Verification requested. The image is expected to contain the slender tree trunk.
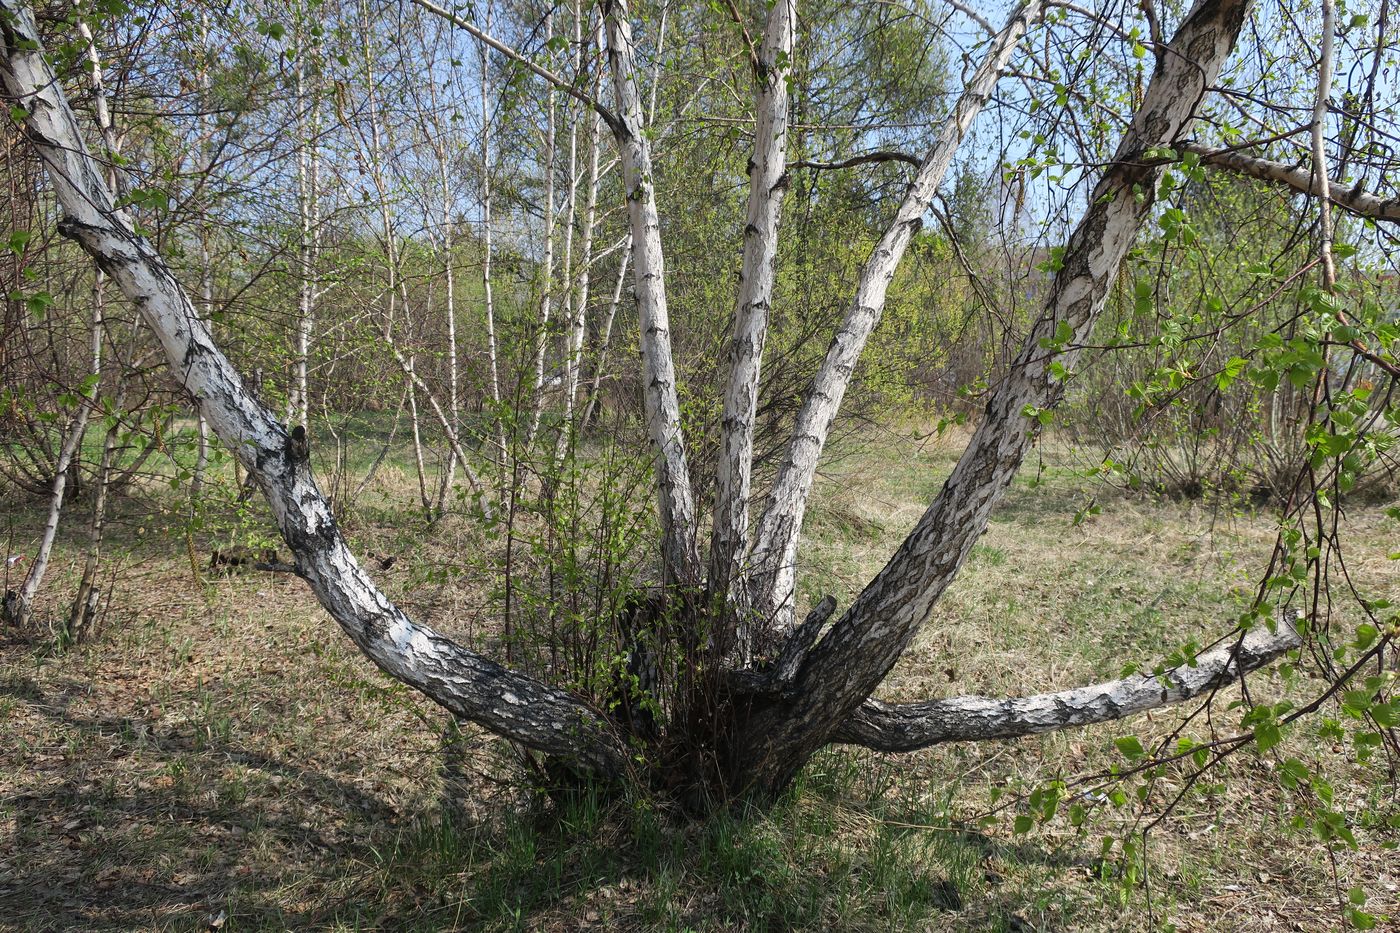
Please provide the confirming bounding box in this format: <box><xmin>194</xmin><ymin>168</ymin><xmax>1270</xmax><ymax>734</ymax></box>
<box><xmin>291</xmin><ymin>4</ymin><xmax>321</xmax><ymax>429</ymax></box>
<box><xmin>8</xmin><ymin>287</ymin><xmax>101</xmax><ymax>630</ymax></box>
<box><xmin>603</xmin><ymin>0</ymin><xmax>701</xmax><ymax>587</ymax></box>
<box><xmin>479</xmin><ymin>0</ymin><xmax>507</xmax><ymax>493</ymax></box>
<box><xmin>730</xmin><ymin>0</ymin><xmax>1252</xmax><ymax>796</ymax></box>
<box><xmin>435</xmin><ymin>143</ymin><xmax>459</xmax><ymax>510</ymax></box>
<box><xmin>67</xmin><ymin>386</ymin><xmax>120</xmax><ymax>643</ymax></box>
<box><xmin>62</xmin><ymin>2</ymin><xmax>123</xmax><ymax>642</ymax></box>
<box><xmin>552</xmin><ymin>4</ymin><xmax>603</xmax><ymax>468</ymax></box>
<box><xmin>526</xmin><ymin>10</ymin><xmax>560</xmax><ymax>449</ymax></box>
<box><xmin>1311</xmin><ymin>0</ymin><xmax>1337</xmax><ymax>290</ymax></box>
<box><xmin>746</xmin><ymin>0</ymin><xmax>1047</xmax><ymax>633</ymax></box>
<box><xmin>710</xmin><ymin>0</ymin><xmax>795</xmax><ymax>657</ymax></box>
<box><xmin>407</xmin><ymin>354</ymin><xmax>432</xmax><ymax>512</ymax></box>
<box><xmin>581</xmin><ymin>234</ymin><xmax>630</xmax><ymax>430</ymax></box>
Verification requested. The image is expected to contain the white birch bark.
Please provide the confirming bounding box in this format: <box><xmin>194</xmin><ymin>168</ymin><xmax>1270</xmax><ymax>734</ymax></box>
<box><xmin>0</xmin><ymin>0</ymin><xmax>625</xmax><ymax>773</ymax></box>
<box><xmin>478</xmin><ymin>0</ymin><xmax>508</xmax><ymax>492</ymax></box>
<box><xmin>1310</xmin><ymin>0</ymin><xmax>1337</xmax><ymax>289</ymax></box>
<box><xmin>710</xmin><ymin>0</ymin><xmax>795</xmax><ymax>648</ymax></box>
<box><xmin>190</xmin><ymin>11</ymin><xmax>215</xmax><ymax>509</ymax></box>
<box><xmin>603</xmin><ymin>0</ymin><xmax>701</xmax><ymax>586</ymax></box>
<box><xmin>1180</xmin><ymin>142</ymin><xmax>1400</xmax><ymax>221</ymax></box>
<box><xmin>734</xmin><ymin>0</ymin><xmax>1252</xmax><ymax>788</ymax></box>
<box><xmin>746</xmin><ymin>0</ymin><xmax>1046</xmax><ymax>631</ymax></box>
<box><xmin>291</xmin><ymin>4</ymin><xmax>321</xmax><ymax>429</ymax></box>
<box><xmin>433</xmin><ymin>109</ymin><xmax>459</xmax><ymax>510</ymax></box>
<box><xmin>554</xmin><ymin>10</ymin><xmax>605</xmax><ymax>466</ymax></box>
<box><xmin>525</xmin><ymin>10</ymin><xmax>560</xmax><ymax>450</ymax></box>
<box><xmin>835</xmin><ymin>619</ymin><xmax>1302</xmax><ymax>750</ymax></box>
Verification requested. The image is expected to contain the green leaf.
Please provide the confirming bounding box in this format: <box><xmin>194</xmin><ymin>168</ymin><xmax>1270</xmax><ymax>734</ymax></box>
<box><xmin>1013</xmin><ymin>814</ymin><xmax>1034</xmax><ymax>834</ymax></box>
<box><xmin>1255</xmin><ymin>722</ymin><xmax>1281</xmax><ymax>753</ymax></box>
<box><xmin>1114</xmin><ymin>736</ymin><xmax>1145</xmax><ymax>760</ymax></box>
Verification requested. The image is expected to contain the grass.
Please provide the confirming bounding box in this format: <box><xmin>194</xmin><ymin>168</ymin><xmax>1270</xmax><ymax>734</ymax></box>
<box><xmin>1</xmin><ymin>421</ymin><xmax>1397</xmax><ymax>931</ymax></box>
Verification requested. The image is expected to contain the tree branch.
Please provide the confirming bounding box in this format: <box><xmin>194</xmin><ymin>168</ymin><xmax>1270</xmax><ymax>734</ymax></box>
<box><xmin>746</xmin><ymin>0</ymin><xmax>1047</xmax><ymax>633</ymax></box>
<box><xmin>1180</xmin><ymin>141</ymin><xmax>1400</xmax><ymax>222</ymax></box>
<box><xmin>409</xmin><ymin>0</ymin><xmax>621</xmax><ymax>135</ymax></box>
<box><xmin>0</xmin><ymin>0</ymin><xmax>627</xmax><ymax>776</ymax></box>
<box><xmin>834</xmin><ymin>618</ymin><xmax>1301</xmax><ymax>751</ymax></box>
<box><xmin>790</xmin><ymin>150</ymin><xmax>921</xmax><ymax>171</ymax></box>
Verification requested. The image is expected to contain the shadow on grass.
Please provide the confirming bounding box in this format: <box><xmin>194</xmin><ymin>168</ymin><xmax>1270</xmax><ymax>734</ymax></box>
<box><xmin>2</xmin><ymin>672</ymin><xmax>1097</xmax><ymax>932</ymax></box>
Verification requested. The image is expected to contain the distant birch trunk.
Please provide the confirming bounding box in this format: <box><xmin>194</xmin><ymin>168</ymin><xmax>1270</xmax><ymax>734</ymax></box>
<box><xmin>525</xmin><ymin>10</ymin><xmax>560</xmax><ymax>450</ymax></box>
<box><xmin>291</xmin><ymin>4</ymin><xmax>321</xmax><ymax>429</ymax></box>
<box><xmin>479</xmin><ymin>0</ymin><xmax>507</xmax><ymax>493</ymax></box>
<box><xmin>553</xmin><ymin>5</ymin><xmax>604</xmax><ymax>466</ymax></box>
<box><xmin>580</xmin><ymin>233</ymin><xmax>629</xmax><ymax>429</ymax></box>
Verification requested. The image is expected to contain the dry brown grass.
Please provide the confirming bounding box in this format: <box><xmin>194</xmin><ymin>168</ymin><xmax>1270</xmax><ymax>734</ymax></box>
<box><xmin>1</xmin><ymin>427</ymin><xmax>1396</xmax><ymax>931</ymax></box>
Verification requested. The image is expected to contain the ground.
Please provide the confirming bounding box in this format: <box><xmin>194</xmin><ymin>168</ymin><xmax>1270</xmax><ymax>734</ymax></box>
<box><xmin>1</xmin><ymin>424</ymin><xmax>1396</xmax><ymax>931</ymax></box>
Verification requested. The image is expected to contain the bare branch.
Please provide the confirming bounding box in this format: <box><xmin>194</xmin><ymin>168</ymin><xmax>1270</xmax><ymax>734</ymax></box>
<box><xmin>409</xmin><ymin>0</ymin><xmax>621</xmax><ymax>133</ymax></box>
<box><xmin>835</xmin><ymin>619</ymin><xmax>1301</xmax><ymax>751</ymax></box>
<box><xmin>1181</xmin><ymin>142</ymin><xmax>1400</xmax><ymax>222</ymax></box>
<box><xmin>791</xmin><ymin>150</ymin><xmax>921</xmax><ymax>171</ymax></box>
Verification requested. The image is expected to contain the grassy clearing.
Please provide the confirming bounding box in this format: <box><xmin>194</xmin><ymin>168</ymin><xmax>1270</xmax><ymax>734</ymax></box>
<box><xmin>1</xmin><ymin>424</ymin><xmax>1396</xmax><ymax>931</ymax></box>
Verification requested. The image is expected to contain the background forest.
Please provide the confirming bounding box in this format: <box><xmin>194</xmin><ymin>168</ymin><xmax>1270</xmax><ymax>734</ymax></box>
<box><xmin>2</xmin><ymin>0</ymin><xmax>1399</xmax><ymax>929</ymax></box>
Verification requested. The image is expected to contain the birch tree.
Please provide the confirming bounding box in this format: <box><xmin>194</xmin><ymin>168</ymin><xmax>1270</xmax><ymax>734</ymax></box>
<box><xmin>7</xmin><ymin>0</ymin><xmax>1387</xmax><ymax>807</ymax></box>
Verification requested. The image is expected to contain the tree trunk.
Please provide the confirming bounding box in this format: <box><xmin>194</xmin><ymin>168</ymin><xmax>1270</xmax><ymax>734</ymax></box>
<box><xmin>728</xmin><ymin>0</ymin><xmax>1253</xmax><ymax>797</ymax></box>
<box><xmin>0</xmin><ymin>0</ymin><xmax>627</xmax><ymax>775</ymax></box>
<box><xmin>603</xmin><ymin>0</ymin><xmax>702</xmax><ymax>587</ymax></box>
<box><xmin>710</xmin><ymin>0</ymin><xmax>795</xmax><ymax>654</ymax></box>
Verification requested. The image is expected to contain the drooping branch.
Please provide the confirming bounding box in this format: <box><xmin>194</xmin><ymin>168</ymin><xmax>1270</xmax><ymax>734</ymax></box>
<box><xmin>0</xmin><ymin>0</ymin><xmax>626</xmax><ymax>776</ymax></box>
<box><xmin>745</xmin><ymin>0</ymin><xmax>1047</xmax><ymax>633</ymax></box>
<box><xmin>711</xmin><ymin>0</ymin><xmax>796</xmax><ymax>641</ymax></box>
<box><xmin>1179</xmin><ymin>143</ymin><xmax>1400</xmax><ymax>222</ymax></box>
<box><xmin>834</xmin><ymin>620</ymin><xmax>1301</xmax><ymax>751</ymax></box>
<box><xmin>602</xmin><ymin>0</ymin><xmax>702</xmax><ymax>586</ymax></box>
<box><xmin>733</xmin><ymin>0</ymin><xmax>1252</xmax><ymax>792</ymax></box>
<box><xmin>410</xmin><ymin>0</ymin><xmax>620</xmax><ymax>133</ymax></box>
